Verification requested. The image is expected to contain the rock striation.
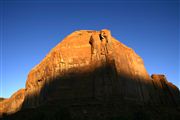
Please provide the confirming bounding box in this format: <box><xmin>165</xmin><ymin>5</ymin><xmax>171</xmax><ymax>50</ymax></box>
<box><xmin>0</xmin><ymin>29</ymin><xmax>180</xmax><ymax>119</ymax></box>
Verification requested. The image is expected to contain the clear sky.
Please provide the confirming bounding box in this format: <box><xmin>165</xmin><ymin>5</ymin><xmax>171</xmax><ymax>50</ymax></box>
<box><xmin>0</xmin><ymin>0</ymin><xmax>179</xmax><ymax>98</ymax></box>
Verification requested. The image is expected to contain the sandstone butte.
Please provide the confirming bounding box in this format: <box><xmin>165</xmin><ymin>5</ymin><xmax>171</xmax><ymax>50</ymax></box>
<box><xmin>0</xmin><ymin>29</ymin><xmax>180</xmax><ymax>119</ymax></box>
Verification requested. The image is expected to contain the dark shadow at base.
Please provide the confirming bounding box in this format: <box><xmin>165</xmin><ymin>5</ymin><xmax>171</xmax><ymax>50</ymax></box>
<box><xmin>1</xmin><ymin>102</ymin><xmax>180</xmax><ymax>120</ymax></box>
<box><xmin>1</xmin><ymin>60</ymin><xmax>180</xmax><ymax>120</ymax></box>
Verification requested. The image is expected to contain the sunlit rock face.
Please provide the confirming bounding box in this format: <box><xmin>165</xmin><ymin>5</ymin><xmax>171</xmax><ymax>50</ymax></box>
<box><xmin>22</xmin><ymin>29</ymin><xmax>180</xmax><ymax>108</ymax></box>
<box><xmin>1</xmin><ymin>30</ymin><xmax>180</xmax><ymax>119</ymax></box>
<box><xmin>0</xmin><ymin>89</ymin><xmax>25</xmax><ymax>116</ymax></box>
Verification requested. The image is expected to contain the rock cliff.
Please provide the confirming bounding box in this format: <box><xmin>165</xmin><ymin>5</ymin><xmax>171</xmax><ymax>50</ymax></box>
<box><xmin>0</xmin><ymin>29</ymin><xmax>180</xmax><ymax>119</ymax></box>
<box><xmin>23</xmin><ymin>29</ymin><xmax>148</xmax><ymax>107</ymax></box>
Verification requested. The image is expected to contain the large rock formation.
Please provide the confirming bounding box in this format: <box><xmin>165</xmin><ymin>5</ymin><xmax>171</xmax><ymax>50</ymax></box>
<box><xmin>23</xmin><ymin>29</ymin><xmax>150</xmax><ymax>106</ymax></box>
<box><xmin>0</xmin><ymin>29</ymin><xmax>180</xmax><ymax>119</ymax></box>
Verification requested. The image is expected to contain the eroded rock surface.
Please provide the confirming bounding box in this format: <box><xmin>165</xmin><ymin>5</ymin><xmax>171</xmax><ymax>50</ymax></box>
<box><xmin>0</xmin><ymin>29</ymin><xmax>180</xmax><ymax>119</ymax></box>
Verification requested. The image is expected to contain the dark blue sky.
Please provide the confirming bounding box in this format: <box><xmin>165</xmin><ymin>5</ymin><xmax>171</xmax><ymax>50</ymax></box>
<box><xmin>0</xmin><ymin>0</ymin><xmax>179</xmax><ymax>98</ymax></box>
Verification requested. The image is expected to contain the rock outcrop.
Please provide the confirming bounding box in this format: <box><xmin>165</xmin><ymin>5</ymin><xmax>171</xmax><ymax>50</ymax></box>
<box><xmin>151</xmin><ymin>74</ymin><xmax>180</xmax><ymax>106</ymax></box>
<box><xmin>0</xmin><ymin>29</ymin><xmax>180</xmax><ymax>119</ymax></box>
<box><xmin>0</xmin><ymin>89</ymin><xmax>25</xmax><ymax>117</ymax></box>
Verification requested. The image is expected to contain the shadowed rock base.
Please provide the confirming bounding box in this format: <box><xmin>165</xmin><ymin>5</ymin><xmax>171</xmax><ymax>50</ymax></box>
<box><xmin>1</xmin><ymin>99</ymin><xmax>180</xmax><ymax>120</ymax></box>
